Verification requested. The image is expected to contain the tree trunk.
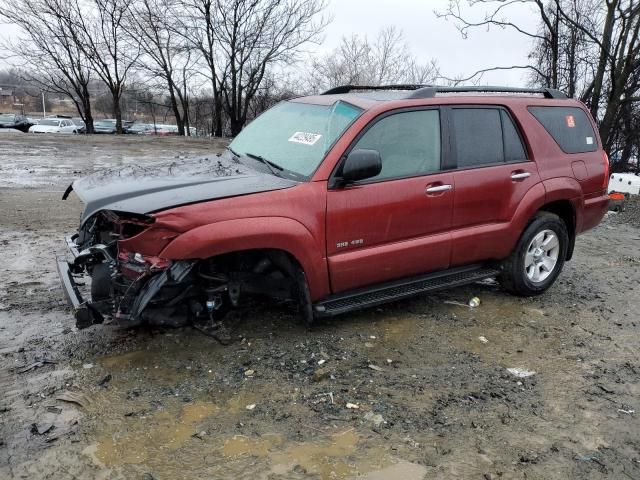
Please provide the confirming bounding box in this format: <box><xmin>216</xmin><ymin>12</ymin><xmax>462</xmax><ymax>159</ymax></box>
<box><xmin>112</xmin><ymin>89</ymin><xmax>123</xmax><ymax>134</ymax></box>
<box><xmin>84</xmin><ymin>96</ymin><xmax>95</xmax><ymax>134</ymax></box>
<box><xmin>169</xmin><ymin>86</ymin><xmax>184</xmax><ymax>136</ymax></box>
<box><xmin>550</xmin><ymin>5</ymin><xmax>559</xmax><ymax>88</ymax></box>
<box><xmin>214</xmin><ymin>95</ymin><xmax>223</xmax><ymax>137</ymax></box>
<box><xmin>590</xmin><ymin>1</ymin><xmax>617</xmax><ymax>119</ymax></box>
<box><xmin>229</xmin><ymin>116</ymin><xmax>243</xmax><ymax>136</ymax></box>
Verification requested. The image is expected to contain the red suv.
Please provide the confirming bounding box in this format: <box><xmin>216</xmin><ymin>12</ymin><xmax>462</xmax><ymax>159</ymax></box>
<box><xmin>57</xmin><ymin>85</ymin><xmax>609</xmax><ymax>333</ymax></box>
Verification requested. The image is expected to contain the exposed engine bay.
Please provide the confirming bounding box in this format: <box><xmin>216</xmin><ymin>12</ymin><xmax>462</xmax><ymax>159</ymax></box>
<box><xmin>59</xmin><ymin>209</ymin><xmax>303</xmax><ymax>335</ymax></box>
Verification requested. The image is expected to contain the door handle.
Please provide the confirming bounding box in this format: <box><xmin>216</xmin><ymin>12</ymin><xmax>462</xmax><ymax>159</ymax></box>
<box><xmin>511</xmin><ymin>172</ymin><xmax>531</xmax><ymax>180</ymax></box>
<box><xmin>425</xmin><ymin>184</ymin><xmax>453</xmax><ymax>193</ymax></box>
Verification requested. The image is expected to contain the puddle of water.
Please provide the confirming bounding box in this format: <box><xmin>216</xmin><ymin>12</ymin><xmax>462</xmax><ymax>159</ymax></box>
<box><xmin>220</xmin><ymin>429</ymin><xmax>423</xmax><ymax>480</ymax></box>
<box><xmin>100</xmin><ymin>350</ymin><xmax>150</xmax><ymax>369</ymax></box>
<box><xmin>99</xmin><ymin>349</ymin><xmax>185</xmax><ymax>384</ymax></box>
<box><xmin>363</xmin><ymin>460</ymin><xmax>427</xmax><ymax>480</ymax></box>
<box><xmin>225</xmin><ymin>390</ymin><xmax>260</xmax><ymax>415</ymax></box>
<box><xmin>269</xmin><ymin>429</ymin><xmax>361</xmax><ymax>479</ymax></box>
<box><xmin>222</xmin><ymin>433</ymin><xmax>285</xmax><ymax>457</ymax></box>
<box><xmin>93</xmin><ymin>401</ymin><xmax>218</xmax><ymax>465</ymax></box>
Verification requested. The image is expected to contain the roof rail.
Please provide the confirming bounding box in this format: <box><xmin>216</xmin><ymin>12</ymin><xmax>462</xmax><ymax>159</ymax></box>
<box><xmin>321</xmin><ymin>84</ymin><xmax>427</xmax><ymax>95</ymax></box>
<box><xmin>322</xmin><ymin>84</ymin><xmax>567</xmax><ymax>99</ymax></box>
<box><xmin>407</xmin><ymin>85</ymin><xmax>567</xmax><ymax>99</ymax></box>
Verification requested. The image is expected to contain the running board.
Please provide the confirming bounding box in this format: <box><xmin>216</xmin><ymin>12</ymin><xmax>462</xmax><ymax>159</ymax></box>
<box><xmin>314</xmin><ymin>265</ymin><xmax>500</xmax><ymax>317</ymax></box>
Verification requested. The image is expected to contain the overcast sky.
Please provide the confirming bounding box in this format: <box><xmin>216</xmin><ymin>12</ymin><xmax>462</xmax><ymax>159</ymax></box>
<box><xmin>0</xmin><ymin>0</ymin><xmax>539</xmax><ymax>86</ymax></box>
<box><xmin>318</xmin><ymin>0</ymin><xmax>538</xmax><ymax>86</ymax></box>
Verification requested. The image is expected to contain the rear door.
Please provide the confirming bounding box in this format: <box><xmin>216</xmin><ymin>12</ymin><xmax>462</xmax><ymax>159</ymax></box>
<box><xmin>448</xmin><ymin>106</ymin><xmax>541</xmax><ymax>266</ymax></box>
<box><xmin>326</xmin><ymin>108</ymin><xmax>454</xmax><ymax>293</ymax></box>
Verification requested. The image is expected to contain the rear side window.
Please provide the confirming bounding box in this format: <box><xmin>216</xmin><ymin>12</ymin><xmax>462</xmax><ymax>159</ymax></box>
<box><xmin>528</xmin><ymin>106</ymin><xmax>597</xmax><ymax>153</ymax></box>
<box><xmin>452</xmin><ymin>108</ymin><xmax>528</xmax><ymax>168</ymax></box>
<box><xmin>453</xmin><ymin>108</ymin><xmax>503</xmax><ymax>167</ymax></box>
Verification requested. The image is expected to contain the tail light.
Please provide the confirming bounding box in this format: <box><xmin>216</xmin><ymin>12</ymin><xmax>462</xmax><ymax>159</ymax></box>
<box><xmin>602</xmin><ymin>151</ymin><xmax>610</xmax><ymax>191</ymax></box>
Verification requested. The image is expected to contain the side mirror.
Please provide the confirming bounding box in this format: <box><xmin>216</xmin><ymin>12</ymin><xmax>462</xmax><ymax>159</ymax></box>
<box><xmin>341</xmin><ymin>149</ymin><xmax>382</xmax><ymax>184</ymax></box>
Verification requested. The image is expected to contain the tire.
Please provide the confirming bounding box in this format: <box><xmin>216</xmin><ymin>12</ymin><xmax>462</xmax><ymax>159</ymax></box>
<box><xmin>91</xmin><ymin>263</ymin><xmax>112</xmax><ymax>301</ymax></box>
<box><xmin>500</xmin><ymin>212</ymin><xmax>569</xmax><ymax>296</ymax></box>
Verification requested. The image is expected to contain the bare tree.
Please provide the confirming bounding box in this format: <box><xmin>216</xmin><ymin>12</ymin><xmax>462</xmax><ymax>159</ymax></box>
<box><xmin>124</xmin><ymin>0</ymin><xmax>195</xmax><ymax>135</ymax></box>
<box><xmin>0</xmin><ymin>0</ymin><xmax>96</xmax><ymax>131</ymax></box>
<box><xmin>436</xmin><ymin>0</ymin><xmax>561</xmax><ymax>86</ymax></box>
<box><xmin>437</xmin><ymin>0</ymin><xmax>640</xmax><ymax>156</ymax></box>
<box><xmin>307</xmin><ymin>27</ymin><xmax>440</xmax><ymax>91</ymax></box>
<box><xmin>182</xmin><ymin>0</ymin><xmax>227</xmax><ymax>136</ymax></box>
<box><xmin>71</xmin><ymin>0</ymin><xmax>140</xmax><ymax>133</ymax></box>
<box><xmin>203</xmin><ymin>0</ymin><xmax>329</xmax><ymax>136</ymax></box>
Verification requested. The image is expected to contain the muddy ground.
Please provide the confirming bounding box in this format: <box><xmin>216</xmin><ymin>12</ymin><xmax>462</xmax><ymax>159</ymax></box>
<box><xmin>1</xmin><ymin>133</ymin><xmax>639</xmax><ymax>480</ymax></box>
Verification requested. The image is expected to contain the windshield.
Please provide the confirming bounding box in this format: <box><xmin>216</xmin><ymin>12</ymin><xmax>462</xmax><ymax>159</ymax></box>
<box><xmin>39</xmin><ymin>119</ymin><xmax>61</xmax><ymax>126</ymax></box>
<box><xmin>0</xmin><ymin>114</ymin><xmax>16</xmax><ymax>122</ymax></box>
<box><xmin>229</xmin><ymin>100</ymin><xmax>363</xmax><ymax>178</ymax></box>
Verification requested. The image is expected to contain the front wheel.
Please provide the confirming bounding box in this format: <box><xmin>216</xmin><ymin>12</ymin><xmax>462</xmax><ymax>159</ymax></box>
<box><xmin>500</xmin><ymin>212</ymin><xmax>569</xmax><ymax>296</ymax></box>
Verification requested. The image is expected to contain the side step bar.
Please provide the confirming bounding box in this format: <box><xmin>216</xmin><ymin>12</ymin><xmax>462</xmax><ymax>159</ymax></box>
<box><xmin>314</xmin><ymin>265</ymin><xmax>500</xmax><ymax>317</ymax></box>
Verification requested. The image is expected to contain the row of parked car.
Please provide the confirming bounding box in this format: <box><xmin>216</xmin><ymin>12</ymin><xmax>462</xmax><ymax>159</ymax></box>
<box><xmin>0</xmin><ymin>113</ymin><xmax>187</xmax><ymax>135</ymax></box>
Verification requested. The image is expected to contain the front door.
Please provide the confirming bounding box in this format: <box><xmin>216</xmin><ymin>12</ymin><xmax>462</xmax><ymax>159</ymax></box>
<box><xmin>326</xmin><ymin>108</ymin><xmax>453</xmax><ymax>293</ymax></box>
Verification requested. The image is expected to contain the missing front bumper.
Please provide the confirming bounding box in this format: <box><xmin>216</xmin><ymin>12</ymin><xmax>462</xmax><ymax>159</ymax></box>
<box><xmin>56</xmin><ymin>235</ymin><xmax>194</xmax><ymax>329</ymax></box>
<box><xmin>55</xmin><ymin>255</ymin><xmax>104</xmax><ymax>329</ymax></box>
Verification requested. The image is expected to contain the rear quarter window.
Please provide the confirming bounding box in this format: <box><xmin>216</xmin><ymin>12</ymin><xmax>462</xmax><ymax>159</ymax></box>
<box><xmin>528</xmin><ymin>106</ymin><xmax>597</xmax><ymax>154</ymax></box>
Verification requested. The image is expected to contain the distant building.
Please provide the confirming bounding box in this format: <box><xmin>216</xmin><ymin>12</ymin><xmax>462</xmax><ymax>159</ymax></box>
<box><xmin>0</xmin><ymin>87</ymin><xmax>15</xmax><ymax>109</ymax></box>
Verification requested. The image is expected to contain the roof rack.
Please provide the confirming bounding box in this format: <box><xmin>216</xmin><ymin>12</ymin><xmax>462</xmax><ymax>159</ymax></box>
<box><xmin>322</xmin><ymin>85</ymin><xmax>567</xmax><ymax>99</ymax></box>
<box><xmin>321</xmin><ymin>84</ymin><xmax>427</xmax><ymax>95</ymax></box>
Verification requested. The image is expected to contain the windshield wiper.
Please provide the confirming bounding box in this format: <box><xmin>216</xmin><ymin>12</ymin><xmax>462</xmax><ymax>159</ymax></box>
<box><xmin>226</xmin><ymin>146</ymin><xmax>241</xmax><ymax>161</ymax></box>
<box><xmin>244</xmin><ymin>152</ymin><xmax>283</xmax><ymax>177</ymax></box>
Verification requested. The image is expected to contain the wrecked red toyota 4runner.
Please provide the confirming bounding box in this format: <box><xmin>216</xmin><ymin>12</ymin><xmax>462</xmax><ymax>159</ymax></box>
<box><xmin>57</xmin><ymin>85</ymin><xmax>609</xmax><ymax>336</ymax></box>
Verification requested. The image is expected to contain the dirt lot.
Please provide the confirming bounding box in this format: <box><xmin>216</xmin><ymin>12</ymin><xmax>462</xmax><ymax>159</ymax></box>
<box><xmin>1</xmin><ymin>133</ymin><xmax>639</xmax><ymax>480</ymax></box>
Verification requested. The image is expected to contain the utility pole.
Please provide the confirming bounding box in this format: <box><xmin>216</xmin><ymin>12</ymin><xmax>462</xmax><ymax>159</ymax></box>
<box><xmin>41</xmin><ymin>90</ymin><xmax>46</xmax><ymax>118</ymax></box>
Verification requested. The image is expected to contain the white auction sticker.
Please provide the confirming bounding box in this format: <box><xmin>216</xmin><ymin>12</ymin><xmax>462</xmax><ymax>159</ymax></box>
<box><xmin>288</xmin><ymin>131</ymin><xmax>322</xmax><ymax>145</ymax></box>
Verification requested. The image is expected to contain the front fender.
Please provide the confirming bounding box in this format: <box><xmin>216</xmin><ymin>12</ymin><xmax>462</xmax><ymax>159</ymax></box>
<box><xmin>159</xmin><ymin>217</ymin><xmax>329</xmax><ymax>301</ymax></box>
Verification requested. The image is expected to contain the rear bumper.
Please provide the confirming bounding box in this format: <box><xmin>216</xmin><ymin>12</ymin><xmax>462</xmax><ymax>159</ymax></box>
<box><xmin>579</xmin><ymin>194</ymin><xmax>609</xmax><ymax>233</ymax></box>
<box><xmin>56</xmin><ymin>236</ymin><xmax>103</xmax><ymax>329</ymax></box>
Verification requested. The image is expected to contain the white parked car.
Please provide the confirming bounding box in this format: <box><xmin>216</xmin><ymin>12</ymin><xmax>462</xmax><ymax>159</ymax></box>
<box><xmin>29</xmin><ymin>118</ymin><xmax>80</xmax><ymax>134</ymax></box>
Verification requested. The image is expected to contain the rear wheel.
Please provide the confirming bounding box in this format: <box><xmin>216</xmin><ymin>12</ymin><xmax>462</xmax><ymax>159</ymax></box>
<box><xmin>500</xmin><ymin>212</ymin><xmax>568</xmax><ymax>296</ymax></box>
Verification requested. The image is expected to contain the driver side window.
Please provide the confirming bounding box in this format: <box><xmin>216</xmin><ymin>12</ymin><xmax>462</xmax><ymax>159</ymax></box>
<box><xmin>352</xmin><ymin>109</ymin><xmax>441</xmax><ymax>181</ymax></box>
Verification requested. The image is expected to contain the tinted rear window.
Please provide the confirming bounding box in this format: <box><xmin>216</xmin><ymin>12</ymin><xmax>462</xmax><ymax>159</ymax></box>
<box><xmin>528</xmin><ymin>106</ymin><xmax>597</xmax><ymax>154</ymax></box>
<box><xmin>453</xmin><ymin>108</ymin><xmax>504</xmax><ymax>167</ymax></box>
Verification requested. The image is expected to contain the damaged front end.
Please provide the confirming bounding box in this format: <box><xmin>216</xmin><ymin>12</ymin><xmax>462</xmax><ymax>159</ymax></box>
<box><xmin>57</xmin><ymin>210</ymin><xmax>202</xmax><ymax>330</ymax></box>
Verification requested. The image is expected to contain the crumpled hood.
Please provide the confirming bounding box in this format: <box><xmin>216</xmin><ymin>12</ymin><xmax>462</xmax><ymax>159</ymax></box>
<box><xmin>66</xmin><ymin>154</ymin><xmax>298</xmax><ymax>224</ymax></box>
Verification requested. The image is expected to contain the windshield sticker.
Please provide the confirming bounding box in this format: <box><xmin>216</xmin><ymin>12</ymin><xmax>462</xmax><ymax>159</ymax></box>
<box><xmin>586</xmin><ymin>136</ymin><xmax>594</xmax><ymax>145</ymax></box>
<box><xmin>288</xmin><ymin>131</ymin><xmax>322</xmax><ymax>146</ymax></box>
